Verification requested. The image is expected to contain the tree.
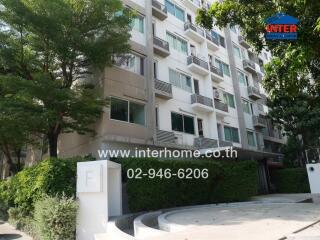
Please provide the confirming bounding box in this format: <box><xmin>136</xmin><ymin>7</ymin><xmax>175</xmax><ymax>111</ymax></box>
<box><xmin>0</xmin><ymin>0</ymin><xmax>133</xmax><ymax>157</ymax></box>
<box><xmin>196</xmin><ymin>0</ymin><xmax>320</xmax><ymax>150</ymax></box>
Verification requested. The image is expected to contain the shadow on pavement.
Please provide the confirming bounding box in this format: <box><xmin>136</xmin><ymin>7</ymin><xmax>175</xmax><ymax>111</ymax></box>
<box><xmin>0</xmin><ymin>234</ymin><xmax>23</xmax><ymax>240</ymax></box>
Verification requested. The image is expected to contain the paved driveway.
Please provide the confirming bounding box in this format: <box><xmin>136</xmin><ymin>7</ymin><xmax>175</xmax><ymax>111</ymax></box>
<box><xmin>0</xmin><ymin>221</ymin><xmax>32</xmax><ymax>240</ymax></box>
<box><xmin>153</xmin><ymin>203</ymin><xmax>320</xmax><ymax>240</ymax></box>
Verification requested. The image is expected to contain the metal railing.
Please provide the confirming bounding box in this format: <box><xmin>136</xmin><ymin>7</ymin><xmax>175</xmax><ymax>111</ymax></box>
<box><xmin>210</xmin><ymin>65</ymin><xmax>223</xmax><ymax>77</ymax></box>
<box><xmin>248</xmin><ymin>86</ymin><xmax>261</xmax><ymax>97</ymax></box>
<box><xmin>214</xmin><ymin>99</ymin><xmax>228</xmax><ymax>112</ymax></box>
<box><xmin>155</xmin><ymin>79</ymin><xmax>172</xmax><ymax>95</ymax></box>
<box><xmin>184</xmin><ymin>22</ymin><xmax>205</xmax><ymax>37</ymax></box>
<box><xmin>191</xmin><ymin>94</ymin><xmax>213</xmax><ymax>107</ymax></box>
<box><xmin>205</xmin><ymin>31</ymin><xmax>220</xmax><ymax>46</ymax></box>
<box><xmin>219</xmin><ymin>140</ymin><xmax>233</xmax><ymax>147</ymax></box>
<box><xmin>187</xmin><ymin>55</ymin><xmax>209</xmax><ymax>70</ymax></box>
<box><xmin>243</xmin><ymin>59</ymin><xmax>256</xmax><ymax>70</ymax></box>
<box><xmin>152</xmin><ymin>0</ymin><xmax>167</xmax><ymax>13</ymax></box>
<box><xmin>153</xmin><ymin>36</ymin><xmax>170</xmax><ymax>52</ymax></box>
<box><xmin>194</xmin><ymin>137</ymin><xmax>218</xmax><ymax>149</ymax></box>
<box><xmin>156</xmin><ymin>129</ymin><xmax>175</xmax><ymax>144</ymax></box>
<box><xmin>253</xmin><ymin>115</ymin><xmax>267</xmax><ymax>126</ymax></box>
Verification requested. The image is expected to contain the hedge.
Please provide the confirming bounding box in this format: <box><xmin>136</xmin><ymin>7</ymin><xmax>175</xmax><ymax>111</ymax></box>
<box><xmin>122</xmin><ymin>158</ymin><xmax>258</xmax><ymax>212</ymax></box>
<box><xmin>0</xmin><ymin>157</ymin><xmax>93</xmax><ymax>213</ymax></box>
<box><xmin>270</xmin><ymin>168</ymin><xmax>310</xmax><ymax>193</ymax></box>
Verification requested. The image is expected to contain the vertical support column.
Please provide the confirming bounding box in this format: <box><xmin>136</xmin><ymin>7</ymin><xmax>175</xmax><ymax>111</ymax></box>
<box><xmin>76</xmin><ymin>160</ymin><xmax>122</xmax><ymax>240</ymax></box>
<box><xmin>224</xmin><ymin>27</ymin><xmax>248</xmax><ymax>149</ymax></box>
<box><xmin>145</xmin><ymin>0</ymin><xmax>156</xmax><ymax>143</ymax></box>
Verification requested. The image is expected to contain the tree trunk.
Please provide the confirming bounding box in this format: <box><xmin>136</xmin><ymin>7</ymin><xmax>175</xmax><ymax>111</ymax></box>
<box><xmin>2</xmin><ymin>145</ymin><xmax>16</xmax><ymax>176</ymax></box>
<box><xmin>48</xmin><ymin>132</ymin><xmax>59</xmax><ymax>158</ymax></box>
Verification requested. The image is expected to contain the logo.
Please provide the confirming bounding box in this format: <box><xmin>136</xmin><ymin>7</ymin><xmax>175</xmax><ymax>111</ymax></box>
<box><xmin>265</xmin><ymin>13</ymin><xmax>299</xmax><ymax>40</ymax></box>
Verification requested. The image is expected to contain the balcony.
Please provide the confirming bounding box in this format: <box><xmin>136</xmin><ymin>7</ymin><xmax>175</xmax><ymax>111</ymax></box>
<box><xmin>181</xmin><ymin>0</ymin><xmax>201</xmax><ymax>12</ymax></box>
<box><xmin>248</xmin><ymin>86</ymin><xmax>262</xmax><ymax>100</ymax></box>
<box><xmin>156</xmin><ymin>129</ymin><xmax>176</xmax><ymax>145</ymax></box>
<box><xmin>243</xmin><ymin>59</ymin><xmax>256</xmax><ymax>74</ymax></box>
<box><xmin>184</xmin><ymin>22</ymin><xmax>205</xmax><ymax>43</ymax></box>
<box><xmin>214</xmin><ymin>99</ymin><xmax>228</xmax><ymax>117</ymax></box>
<box><xmin>153</xmin><ymin>36</ymin><xmax>170</xmax><ymax>57</ymax></box>
<box><xmin>152</xmin><ymin>0</ymin><xmax>167</xmax><ymax>20</ymax></box>
<box><xmin>218</xmin><ymin>140</ymin><xmax>233</xmax><ymax>148</ymax></box>
<box><xmin>154</xmin><ymin>79</ymin><xmax>172</xmax><ymax>99</ymax></box>
<box><xmin>194</xmin><ymin>137</ymin><xmax>218</xmax><ymax>149</ymax></box>
<box><xmin>191</xmin><ymin>94</ymin><xmax>213</xmax><ymax>112</ymax></box>
<box><xmin>238</xmin><ymin>35</ymin><xmax>250</xmax><ymax>49</ymax></box>
<box><xmin>187</xmin><ymin>55</ymin><xmax>209</xmax><ymax>76</ymax></box>
<box><xmin>205</xmin><ymin>31</ymin><xmax>219</xmax><ymax>51</ymax></box>
<box><xmin>253</xmin><ymin>115</ymin><xmax>267</xmax><ymax>128</ymax></box>
<box><xmin>210</xmin><ymin>65</ymin><xmax>224</xmax><ymax>83</ymax></box>
<box><xmin>257</xmin><ymin>72</ymin><xmax>263</xmax><ymax>82</ymax></box>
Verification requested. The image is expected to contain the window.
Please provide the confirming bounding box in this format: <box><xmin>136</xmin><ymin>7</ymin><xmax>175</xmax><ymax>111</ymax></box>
<box><xmin>237</xmin><ymin>71</ymin><xmax>247</xmax><ymax>86</ymax></box>
<box><xmin>171</xmin><ymin>112</ymin><xmax>195</xmax><ymax>134</ymax></box>
<box><xmin>166</xmin><ymin>32</ymin><xmax>188</xmax><ymax>55</ymax></box>
<box><xmin>224</xmin><ymin>126</ymin><xmax>240</xmax><ymax>143</ymax></box>
<box><xmin>165</xmin><ymin>0</ymin><xmax>185</xmax><ymax>22</ymax></box>
<box><xmin>113</xmin><ymin>53</ymin><xmax>144</xmax><ymax>75</ymax></box>
<box><xmin>131</xmin><ymin>15</ymin><xmax>144</xmax><ymax>33</ymax></box>
<box><xmin>247</xmin><ymin>131</ymin><xmax>256</xmax><ymax>146</ymax></box>
<box><xmin>233</xmin><ymin>45</ymin><xmax>242</xmax><ymax>59</ymax></box>
<box><xmin>219</xmin><ymin>35</ymin><xmax>225</xmax><ymax>48</ymax></box>
<box><xmin>223</xmin><ymin>92</ymin><xmax>235</xmax><ymax>108</ymax></box>
<box><xmin>110</xmin><ymin>97</ymin><xmax>145</xmax><ymax>126</ymax></box>
<box><xmin>110</xmin><ymin>98</ymin><xmax>128</xmax><ymax>122</ymax></box>
<box><xmin>169</xmin><ymin>68</ymin><xmax>192</xmax><ymax>92</ymax></box>
<box><xmin>130</xmin><ymin>102</ymin><xmax>145</xmax><ymax>125</ymax></box>
<box><xmin>211</xmin><ymin>30</ymin><xmax>220</xmax><ymax>43</ymax></box>
<box><xmin>215</xmin><ymin>59</ymin><xmax>230</xmax><ymax>76</ymax></box>
<box><xmin>242</xmin><ymin>99</ymin><xmax>252</xmax><ymax>114</ymax></box>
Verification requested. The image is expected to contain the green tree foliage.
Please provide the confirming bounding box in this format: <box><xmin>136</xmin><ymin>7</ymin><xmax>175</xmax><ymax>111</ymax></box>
<box><xmin>197</xmin><ymin>0</ymin><xmax>320</xmax><ymax>151</ymax></box>
<box><xmin>0</xmin><ymin>0</ymin><xmax>133</xmax><ymax>159</ymax></box>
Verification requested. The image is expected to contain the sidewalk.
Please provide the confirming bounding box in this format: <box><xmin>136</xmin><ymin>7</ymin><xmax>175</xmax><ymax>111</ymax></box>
<box><xmin>0</xmin><ymin>221</ymin><xmax>32</xmax><ymax>240</ymax></box>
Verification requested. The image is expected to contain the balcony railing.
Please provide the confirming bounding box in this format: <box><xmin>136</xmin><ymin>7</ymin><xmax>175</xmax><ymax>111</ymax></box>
<box><xmin>184</xmin><ymin>22</ymin><xmax>205</xmax><ymax>37</ymax></box>
<box><xmin>152</xmin><ymin>0</ymin><xmax>167</xmax><ymax>13</ymax></box>
<box><xmin>155</xmin><ymin>79</ymin><xmax>172</xmax><ymax>99</ymax></box>
<box><xmin>153</xmin><ymin>36</ymin><xmax>169</xmax><ymax>52</ymax></box>
<box><xmin>253</xmin><ymin>115</ymin><xmax>267</xmax><ymax>128</ymax></box>
<box><xmin>248</xmin><ymin>86</ymin><xmax>262</xmax><ymax>99</ymax></box>
<box><xmin>187</xmin><ymin>55</ymin><xmax>209</xmax><ymax>70</ymax></box>
<box><xmin>218</xmin><ymin>140</ymin><xmax>233</xmax><ymax>147</ymax></box>
<box><xmin>243</xmin><ymin>59</ymin><xmax>256</xmax><ymax>70</ymax></box>
<box><xmin>152</xmin><ymin>0</ymin><xmax>167</xmax><ymax>20</ymax></box>
<box><xmin>156</xmin><ymin>129</ymin><xmax>176</xmax><ymax>144</ymax></box>
<box><xmin>205</xmin><ymin>31</ymin><xmax>220</xmax><ymax>46</ymax></box>
<box><xmin>214</xmin><ymin>99</ymin><xmax>228</xmax><ymax>112</ymax></box>
<box><xmin>238</xmin><ymin>35</ymin><xmax>250</xmax><ymax>48</ymax></box>
<box><xmin>194</xmin><ymin>137</ymin><xmax>218</xmax><ymax>149</ymax></box>
<box><xmin>210</xmin><ymin>65</ymin><xmax>223</xmax><ymax>77</ymax></box>
<box><xmin>191</xmin><ymin>94</ymin><xmax>213</xmax><ymax>108</ymax></box>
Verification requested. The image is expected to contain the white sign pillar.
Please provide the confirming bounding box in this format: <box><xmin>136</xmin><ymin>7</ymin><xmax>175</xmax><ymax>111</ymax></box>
<box><xmin>306</xmin><ymin>163</ymin><xmax>320</xmax><ymax>194</ymax></box>
<box><xmin>76</xmin><ymin>160</ymin><xmax>122</xmax><ymax>240</ymax></box>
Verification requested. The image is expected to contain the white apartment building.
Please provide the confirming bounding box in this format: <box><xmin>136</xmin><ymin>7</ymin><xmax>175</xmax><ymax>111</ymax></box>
<box><xmin>59</xmin><ymin>0</ymin><xmax>286</xmax><ymax>192</ymax></box>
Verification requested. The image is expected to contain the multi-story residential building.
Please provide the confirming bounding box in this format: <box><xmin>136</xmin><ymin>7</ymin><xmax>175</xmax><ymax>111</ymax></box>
<box><xmin>59</xmin><ymin>0</ymin><xmax>286</xmax><ymax>192</ymax></box>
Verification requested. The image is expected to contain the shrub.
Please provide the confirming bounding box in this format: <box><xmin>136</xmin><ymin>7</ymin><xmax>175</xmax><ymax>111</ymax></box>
<box><xmin>270</xmin><ymin>168</ymin><xmax>310</xmax><ymax>193</ymax></box>
<box><xmin>122</xmin><ymin>158</ymin><xmax>258</xmax><ymax>212</ymax></box>
<box><xmin>34</xmin><ymin>195</ymin><xmax>78</xmax><ymax>240</ymax></box>
<box><xmin>0</xmin><ymin>157</ymin><xmax>92</xmax><ymax>213</ymax></box>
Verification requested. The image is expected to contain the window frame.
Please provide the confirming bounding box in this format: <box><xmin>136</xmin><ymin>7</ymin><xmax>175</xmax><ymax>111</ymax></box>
<box><xmin>110</xmin><ymin>97</ymin><xmax>146</xmax><ymax>126</ymax></box>
<box><xmin>247</xmin><ymin>130</ymin><xmax>256</xmax><ymax>147</ymax></box>
<box><xmin>224</xmin><ymin>126</ymin><xmax>240</xmax><ymax>143</ymax></box>
<box><xmin>171</xmin><ymin>112</ymin><xmax>195</xmax><ymax>135</ymax></box>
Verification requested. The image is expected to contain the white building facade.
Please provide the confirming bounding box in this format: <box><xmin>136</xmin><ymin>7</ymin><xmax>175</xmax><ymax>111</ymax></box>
<box><xmin>59</xmin><ymin>0</ymin><xmax>286</xmax><ymax>191</ymax></box>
